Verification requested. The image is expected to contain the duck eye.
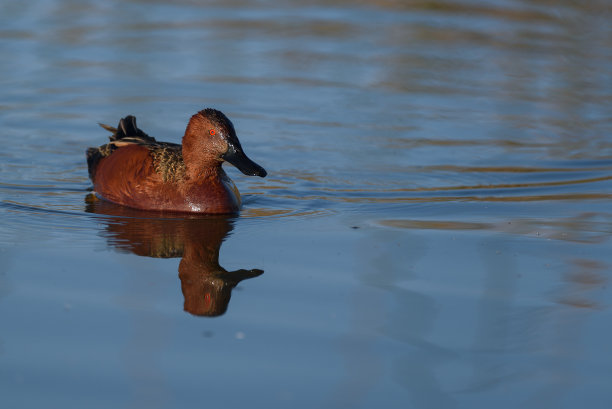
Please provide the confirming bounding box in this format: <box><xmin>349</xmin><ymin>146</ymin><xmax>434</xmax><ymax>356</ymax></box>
<box><xmin>209</xmin><ymin>129</ymin><xmax>216</xmax><ymax>136</ymax></box>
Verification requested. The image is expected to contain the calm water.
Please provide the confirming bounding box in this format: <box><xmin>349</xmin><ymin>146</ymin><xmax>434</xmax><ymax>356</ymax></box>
<box><xmin>1</xmin><ymin>0</ymin><xmax>612</xmax><ymax>408</ymax></box>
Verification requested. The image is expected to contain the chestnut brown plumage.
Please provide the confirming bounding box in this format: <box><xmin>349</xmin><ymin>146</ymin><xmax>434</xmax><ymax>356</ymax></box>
<box><xmin>86</xmin><ymin>109</ymin><xmax>266</xmax><ymax>213</ymax></box>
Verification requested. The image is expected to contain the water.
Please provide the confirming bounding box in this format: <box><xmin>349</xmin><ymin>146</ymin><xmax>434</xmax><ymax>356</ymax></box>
<box><xmin>1</xmin><ymin>0</ymin><xmax>612</xmax><ymax>407</ymax></box>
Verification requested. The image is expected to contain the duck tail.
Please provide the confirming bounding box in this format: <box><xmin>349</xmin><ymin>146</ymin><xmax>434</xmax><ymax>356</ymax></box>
<box><xmin>86</xmin><ymin>147</ymin><xmax>104</xmax><ymax>180</ymax></box>
<box><xmin>98</xmin><ymin>115</ymin><xmax>156</xmax><ymax>142</ymax></box>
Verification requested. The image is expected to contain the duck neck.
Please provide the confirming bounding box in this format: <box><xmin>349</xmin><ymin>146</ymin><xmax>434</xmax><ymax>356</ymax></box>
<box><xmin>184</xmin><ymin>154</ymin><xmax>223</xmax><ymax>180</ymax></box>
<box><xmin>182</xmin><ymin>128</ymin><xmax>223</xmax><ymax>180</ymax></box>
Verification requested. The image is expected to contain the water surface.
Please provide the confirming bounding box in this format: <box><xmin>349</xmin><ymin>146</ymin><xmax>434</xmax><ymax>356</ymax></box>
<box><xmin>1</xmin><ymin>1</ymin><xmax>612</xmax><ymax>408</ymax></box>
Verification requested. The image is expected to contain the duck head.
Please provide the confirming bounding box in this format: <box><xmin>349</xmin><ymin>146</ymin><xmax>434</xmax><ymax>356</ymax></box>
<box><xmin>182</xmin><ymin>108</ymin><xmax>267</xmax><ymax>178</ymax></box>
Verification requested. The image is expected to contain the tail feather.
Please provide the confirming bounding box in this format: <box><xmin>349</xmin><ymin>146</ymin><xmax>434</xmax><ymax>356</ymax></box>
<box><xmin>86</xmin><ymin>147</ymin><xmax>104</xmax><ymax>180</ymax></box>
<box><xmin>98</xmin><ymin>123</ymin><xmax>117</xmax><ymax>134</ymax></box>
<box><xmin>99</xmin><ymin>115</ymin><xmax>156</xmax><ymax>142</ymax></box>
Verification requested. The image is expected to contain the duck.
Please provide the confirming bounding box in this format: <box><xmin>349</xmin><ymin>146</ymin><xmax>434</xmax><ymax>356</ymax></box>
<box><xmin>86</xmin><ymin>108</ymin><xmax>267</xmax><ymax>213</ymax></box>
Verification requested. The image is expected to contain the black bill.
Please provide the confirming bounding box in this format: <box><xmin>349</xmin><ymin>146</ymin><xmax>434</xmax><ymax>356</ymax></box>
<box><xmin>222</xmin><ymin>143</ymin><xmax>267</xmax><ymax>177</ymax></box>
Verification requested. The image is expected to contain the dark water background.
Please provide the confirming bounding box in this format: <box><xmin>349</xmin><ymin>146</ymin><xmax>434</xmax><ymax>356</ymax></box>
<box><xmin>1</xmin><ymin>1</ymin><xmax>612</xmax><ymax>408</ymax></box>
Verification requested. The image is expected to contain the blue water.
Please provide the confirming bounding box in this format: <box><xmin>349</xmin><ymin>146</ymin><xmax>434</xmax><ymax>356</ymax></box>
<box><xmin>1</xmin><ymin>1</ymin><xmax>612</xmax><ymax>408</ymax></box>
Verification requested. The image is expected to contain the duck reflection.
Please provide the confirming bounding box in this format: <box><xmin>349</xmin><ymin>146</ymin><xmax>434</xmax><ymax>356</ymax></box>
<box><xmin>86</xmin><ymin>197</ymin><xmax>263</xmax><ymax>317</ymax></box>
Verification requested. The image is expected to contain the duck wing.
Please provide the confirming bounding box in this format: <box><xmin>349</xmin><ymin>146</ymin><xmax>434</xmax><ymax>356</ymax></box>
<box><xmin>87</xmin><ymin>115</ymin><xmax>183</xmax><ymax>181</ymax></box>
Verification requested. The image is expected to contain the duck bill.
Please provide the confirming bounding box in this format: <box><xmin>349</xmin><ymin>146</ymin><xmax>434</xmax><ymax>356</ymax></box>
<box><xmin>222</xmin><ymin>144</ymin><xmax>267</xmax><ymax>177</ymax></box>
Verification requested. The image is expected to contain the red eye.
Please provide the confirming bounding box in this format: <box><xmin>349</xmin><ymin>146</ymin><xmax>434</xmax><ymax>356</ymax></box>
<box><xmin>209</xmin><ymin>129</ymin><xmax>216</xmax><ymax>135</ymax></box>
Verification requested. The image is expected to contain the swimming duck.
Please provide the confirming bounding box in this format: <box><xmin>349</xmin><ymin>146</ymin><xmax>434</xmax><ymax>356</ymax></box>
<box><xmin>86</xmin><ymin>108</ymin><xmax>266</xmax><ymax>213</ymax></box>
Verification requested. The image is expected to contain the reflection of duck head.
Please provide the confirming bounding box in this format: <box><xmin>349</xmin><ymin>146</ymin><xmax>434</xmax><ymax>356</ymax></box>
<box><xmin>86</xmin><ymin>196</ymin><xmax>263</xmax><ymax>317</ymax></box>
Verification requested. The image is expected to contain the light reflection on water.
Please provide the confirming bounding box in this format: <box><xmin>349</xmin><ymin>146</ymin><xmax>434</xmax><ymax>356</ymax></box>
<box><xmin>1</xmin><ymin>0</ymin><xmax>611</xmax><ymax>408</ymax></box>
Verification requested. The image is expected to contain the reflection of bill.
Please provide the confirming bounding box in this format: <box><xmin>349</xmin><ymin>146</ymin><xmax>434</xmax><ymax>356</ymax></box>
<box><xmin>86</xmin><ymin>195</ymin><xmax>263</xmax><ymax>317</ymax></box>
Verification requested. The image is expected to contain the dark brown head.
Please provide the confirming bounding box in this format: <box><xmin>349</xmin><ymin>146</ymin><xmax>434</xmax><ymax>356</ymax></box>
<box><xmin>182</xmin><ymin>108</ymin><xmax>267</xmax><ymax>178</ymax></box>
